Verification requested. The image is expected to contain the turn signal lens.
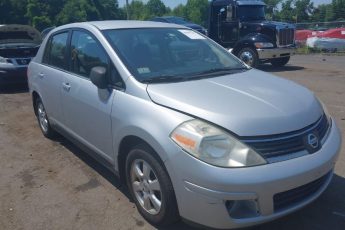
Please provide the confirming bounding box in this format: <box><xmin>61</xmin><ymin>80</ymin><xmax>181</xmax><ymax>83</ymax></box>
<box><xmin>254</xmin><ymin>42</ymin><xmax>274</xmax><ymax>48</ymax></box>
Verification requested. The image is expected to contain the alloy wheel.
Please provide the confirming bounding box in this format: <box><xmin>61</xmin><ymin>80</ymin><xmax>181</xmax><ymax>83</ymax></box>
<box><xmin>130</xmin><ymin>159</ymin><xmax>162</xmax><ymax>215</ymax></box>
<box><xmin>37</xmin><ymin>102</ymin><xmax>49</xmax><ymax>133</ymax></box>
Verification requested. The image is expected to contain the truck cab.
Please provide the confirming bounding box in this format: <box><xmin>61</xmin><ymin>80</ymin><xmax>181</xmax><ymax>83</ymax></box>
<box><xmin>208</xmin><ymin>0</ymin><xmax>296</xmax><ymax>67</ymax></box>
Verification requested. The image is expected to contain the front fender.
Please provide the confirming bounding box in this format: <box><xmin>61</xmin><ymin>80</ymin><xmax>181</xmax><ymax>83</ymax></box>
<box><xmin>113</xmin><ymin>125</ymin><xmax>173</xmax><ymax>166</ymax></box>
<box><xmin>233</xmin><ymin>33</ymin><xmax>274</xmax><ymax>54</ymax></box>
<box><xmin>111</xmin><ymin>90</ymin><xmax>192</xmax><ymax>171</ymax></box>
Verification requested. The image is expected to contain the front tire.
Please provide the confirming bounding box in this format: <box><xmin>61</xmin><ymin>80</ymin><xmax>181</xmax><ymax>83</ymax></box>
<box><xmin>237</xmin><ymin>47</ymin><xmax>259</xmax><ymax>68</ymax></box>
<box><xmin>126</xmin><ymin>144</ymin><xmax>179</xmax><ymax>226</ymax></box>
<box><xmin>270</xmin><ymin>56</ymin><xmax>290</xmax><ymax>67</ymax></box>
<box><xmin>35</xmin><ymin>97</ymin><xmax>57</xmax><ymax>139</ymax></box>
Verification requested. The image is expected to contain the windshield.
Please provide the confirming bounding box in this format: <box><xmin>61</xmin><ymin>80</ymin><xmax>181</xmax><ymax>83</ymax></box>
<box><xmin>103</xmin><ymin>28</ymin><xmax>247</xmax><ymax>83</ymax></box>
<box><xmin>166</xmin><ymin>17</ymin><xmax>188</xmax><ymax>24</ymax></box>
<box><xmin>237</xmin><ymin>6</ymin><xmax>265</xmax><ymax>21</ymax></box>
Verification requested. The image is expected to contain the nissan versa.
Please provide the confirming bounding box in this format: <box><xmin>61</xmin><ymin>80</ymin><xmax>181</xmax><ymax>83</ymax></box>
<box><xmin>28</xmin><ymin>21</ymin><xmax>341</xmax><ymax>229</ymax></box>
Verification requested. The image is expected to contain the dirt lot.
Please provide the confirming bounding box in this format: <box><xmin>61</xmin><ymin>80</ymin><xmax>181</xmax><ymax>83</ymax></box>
<box><xmin>0</xmin><ymin>54</ymin><xmax>344</xmax><ymax>230</ymax></box>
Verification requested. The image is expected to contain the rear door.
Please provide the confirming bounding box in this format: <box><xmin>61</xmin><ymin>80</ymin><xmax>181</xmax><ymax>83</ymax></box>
<box><xmin>38</xmin><ymin>31</ymin><xmax>69</xmax><ymax>124</ymax></box>
<box><xmin>60</xmin><ymin>29</ymin><xmax>118</xmax><ymax>162</ymax></box>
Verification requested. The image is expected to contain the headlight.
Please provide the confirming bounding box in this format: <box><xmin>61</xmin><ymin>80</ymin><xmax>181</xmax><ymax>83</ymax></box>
<box><xmin>170</xmin><ymin>120</ymin><xmax>267</xmax><ymax>167</ymax></box>
<box><xmin>0</xmin><ymin>56</ymin><xmax>7</xmax><ymax>63</ymax></box>
<box><xmin>254</xmin><ymin>42</ymin><xmax>274</xmax><ymax>48</ymax></box>
<box><xmin>316</xmin><ymin>97</ymin><xmax>331</xmax><ymax>122</ymax></box>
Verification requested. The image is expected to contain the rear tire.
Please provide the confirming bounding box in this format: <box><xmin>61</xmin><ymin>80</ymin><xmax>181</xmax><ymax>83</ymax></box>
<box><xmin>126</xmin><ymin>144</ymin><xmax>179</xmax><ymax>227</ymax></box>
<box><xmin>35</xmin><ymin>97</ymin><xmax>57</xmax><ymax>139</ymax></box>
<box><xmin>270</xmin><ymin>57</ymin><xmax>290</xmax><ymax>67</ymax></box>
<box><xmin>237</xmin><ymin>47</ymin><xmax>259</xmax><ymax>68</ymax></box>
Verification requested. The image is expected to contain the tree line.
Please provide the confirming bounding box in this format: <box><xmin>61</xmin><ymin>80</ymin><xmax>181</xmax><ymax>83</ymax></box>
<box><xmin>270</xmin><ymin>0</ymin><xmax>345</xmax><ymax>23</ymax></box>
<box><xmin>0</xmin><ymin>0</ymin><xmax>344</xmax><ymax>31</ymax></box>
<box><xmin>0</xmin><ymin>0</ymin><xmax>124</xmax><ymax>30</ymax></box>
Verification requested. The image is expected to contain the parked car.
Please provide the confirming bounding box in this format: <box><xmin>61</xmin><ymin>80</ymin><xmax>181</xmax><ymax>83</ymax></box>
<box><xmin>0</xmin><ymin>24</ymin><xmax>41</xmax><ymax>87</ymax></box>
<box><xmin>295</xmin><ymin>29</ymin><xmax>315</xmax><ymax>45</ymax></box>
<box><xmin>28</xmin><ymin>21</ymin><xmax>341</xmax><ymax>229</ymax></box>
<box><xmin>150</xmin><ymin>16</ymin><xmax>207</xmax><ymax>35</ymax></box>
<box><xmin>306</xmin><ymin>28</ymin><xmax>345</xmax><ymax>52</ymax></box>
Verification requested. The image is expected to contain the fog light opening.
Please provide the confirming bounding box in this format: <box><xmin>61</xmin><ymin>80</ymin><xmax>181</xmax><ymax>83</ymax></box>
<box><xmin>225</xmin><ymin>199</ymin><xmax>260</xmax><ymax>219</ymax></box>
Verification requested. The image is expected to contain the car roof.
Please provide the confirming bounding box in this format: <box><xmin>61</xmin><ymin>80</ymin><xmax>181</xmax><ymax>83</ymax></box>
<box><xmin>59</xmin><ymin>20</ymin><xmax>187</xmax><ymax>31</ymax></box>
<box><xmin>154</xmin><ymin>16</ymin><xmax>183</xmax><ymax>19</ymax></box>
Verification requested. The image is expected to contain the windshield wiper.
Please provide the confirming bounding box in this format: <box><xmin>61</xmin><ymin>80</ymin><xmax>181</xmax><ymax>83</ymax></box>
<box><xmin>141</xmin><ymin>67</ymin><xmax>248</xmax><ymax>83</ymax></box>
<box><xmin>189</xmin><ymin>67</ymin><xmax>248</xmax><ymax>79</ymax></box>
<box><xmin>141</xmin><ymin>75</ymin><xmax>185</xmax><ymax>84</ymax></box>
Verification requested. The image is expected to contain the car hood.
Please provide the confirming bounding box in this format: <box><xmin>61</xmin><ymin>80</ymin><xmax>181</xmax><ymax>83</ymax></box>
<box><xmin>0</xmin><ymin>24</ymin><xmax>41</xmax><ymax>45</ymax></box>
<box><xmin>242</xmin><ymin>20</ymin><xmax>294</xmax><ymax>28</ymax></box>
<box><xmin>146</xmin><ymin>69</ymin><xmax>323</xmax><ymax>137</ymax></box>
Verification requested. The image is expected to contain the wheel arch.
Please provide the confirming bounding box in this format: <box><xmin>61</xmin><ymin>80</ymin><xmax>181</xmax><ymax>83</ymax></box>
<box><xmin>32</xmin><ymin>90</ymin><xmax>41</xmax><ymax>116</ymax></box>
<box><xmin>117</xmin><ymin>134</ymin><xmax>169</xmax><ymax>185</ymax></box>
<box><xmin>232</xmin><ymin>33</ymin><xmax>273</xmax><ymax>55</ymax></box>
<box><xmin>232</xmin><ymin>43</ymin><xmax>256</xmax><ymax>56</ymax></box>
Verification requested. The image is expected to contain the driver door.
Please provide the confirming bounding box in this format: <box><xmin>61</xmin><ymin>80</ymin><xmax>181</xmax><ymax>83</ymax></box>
<box><xmin>219</xmin><ymin>5</ymin><xmax>239</xmax><ymax>47</ymax></box>
<box><xmin>61</xmin><ymin>29</ymin><xmax>116</xmax><ymax>162</ymax></box>
<box><xmin>220</xmin><ymin>21</ymin><xmax>239</xmax><ymax>45</ymax></box>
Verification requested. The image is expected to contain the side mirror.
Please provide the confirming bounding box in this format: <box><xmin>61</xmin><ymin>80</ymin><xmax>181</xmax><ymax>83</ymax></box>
<box><xmin>226</xmin><ymin>5</ymin><xmax>233</xmax><ymax>21</ymax></box>
<box><xmin>218</xmin><ymin>7</ymin><xmax>226</xmax><ymax>23</ymax></box>
<box><xmin>90</xmin><ymin>66</ymin><xmax>108</xmax><ymax>89</ymax></box>
<box><xmin>219</xmin><ymin>8</ymin><xmax>226</xmax><ymax>14</ymax></box>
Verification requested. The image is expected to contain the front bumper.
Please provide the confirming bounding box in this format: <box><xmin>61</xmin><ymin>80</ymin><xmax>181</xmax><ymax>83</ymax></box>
<box><xmin>167</xmin><ymin>119</ymin><xmax>341</xmax><ymax>229</ymax></box>
<box><xmin>257</xmin><ymin>46</ymin><xmax>296</xmax><ymax>60</ymax></box>
<box><xmin>0</xmin><ymin>67</ymin><xmax>27</xmax><ymax>86</ymax></box>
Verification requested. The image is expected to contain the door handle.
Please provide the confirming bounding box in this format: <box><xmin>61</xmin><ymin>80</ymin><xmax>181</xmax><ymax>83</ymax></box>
<box><xmin>38</xmin><ymin>73</ymin><xmax>44</xmax><ymax>79</ymax></box>
<box><xmin>62</xmin><ymin>82</ymin><xmax>71</xmax><ymax>92</ymax></box>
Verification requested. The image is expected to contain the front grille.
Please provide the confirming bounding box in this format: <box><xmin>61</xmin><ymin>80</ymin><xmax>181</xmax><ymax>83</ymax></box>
<box><xmin>273</xmin><ymin>171</ymin><xmax>331</xmax><ymax>212</ymax></box>
<box><xmin>243</xmin><ymin>114</ymin><xmax>330</xmax><ymax>162</ymax></box>
<box><xmin>278</xmin><ymin>28</ymin><xmax>295</xmax><ymax>46</ymax></box>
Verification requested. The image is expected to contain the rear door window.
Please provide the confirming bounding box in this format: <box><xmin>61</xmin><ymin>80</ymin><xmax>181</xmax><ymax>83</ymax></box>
<box><xmin>45</xmin><ymin>32</ymin><xmax>69</xmax><ymax>70</ymax></box>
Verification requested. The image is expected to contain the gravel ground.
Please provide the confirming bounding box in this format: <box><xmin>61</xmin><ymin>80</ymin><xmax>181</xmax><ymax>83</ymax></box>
<box><xmin>0</xmin><ymin>54</ymin><xmax>344</xmax><ymax>230</ymax></box>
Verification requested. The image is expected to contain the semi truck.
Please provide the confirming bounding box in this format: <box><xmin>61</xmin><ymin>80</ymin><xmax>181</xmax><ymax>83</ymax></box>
<box><xmin>208</xmin><ymin>0</ymin><xmax>296</xmax><ymax>67</ymax></box>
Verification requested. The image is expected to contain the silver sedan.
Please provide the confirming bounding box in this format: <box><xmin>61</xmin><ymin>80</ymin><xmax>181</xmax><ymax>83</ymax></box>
<box><xmin>28</xmin><ymin>21</ymin><xmax>342</xmax><ymax>229</ymax></box>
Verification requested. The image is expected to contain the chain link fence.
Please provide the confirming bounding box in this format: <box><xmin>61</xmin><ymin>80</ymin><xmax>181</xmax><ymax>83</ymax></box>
<box><xmin>296</xmin><ymin>21</ymin><xmax>345</xmax><ymax>30</ymax></box>
<box><xmin>295</xmin><ymin>21</ymin><xmax>345</xmax><ymax>53</ymax></box>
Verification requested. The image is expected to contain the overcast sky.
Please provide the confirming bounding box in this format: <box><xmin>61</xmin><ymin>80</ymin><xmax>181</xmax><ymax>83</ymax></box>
<box><xmin>118</xmin><ymin>0</ymin><xmax>332</xmax><ymax>8</ymax></box>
